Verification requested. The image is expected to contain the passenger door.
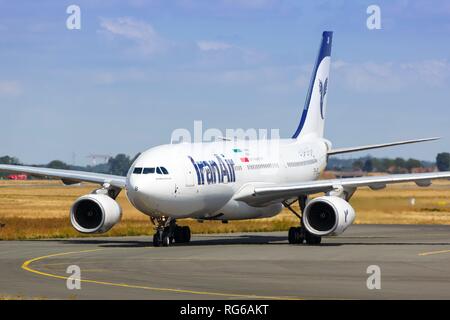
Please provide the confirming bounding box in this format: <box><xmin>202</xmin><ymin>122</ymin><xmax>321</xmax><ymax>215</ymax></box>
<box><xmin>185</xmin><ymin>160</ymin><xmax>196</xmax><ymax>187</ymax></box>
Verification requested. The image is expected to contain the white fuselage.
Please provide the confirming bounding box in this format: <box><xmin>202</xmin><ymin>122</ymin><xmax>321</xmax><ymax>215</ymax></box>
<box><xmin>125</xmin><ymin>136</ymin><xmax>329</xmax><ymax>220</ymax></box>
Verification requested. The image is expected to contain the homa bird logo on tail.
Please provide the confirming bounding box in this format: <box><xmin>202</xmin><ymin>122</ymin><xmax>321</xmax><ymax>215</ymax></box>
<box><xmin>319</xmin><ymin>78</ymin><xmax>328</xmax><ymax>119</ymax></box>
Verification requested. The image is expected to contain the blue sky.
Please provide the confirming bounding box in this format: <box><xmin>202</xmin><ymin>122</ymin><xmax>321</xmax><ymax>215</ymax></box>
<box><xmin>1</xmin><ymin>0</ymin><xmax>449</xmax><ymax>165</ymax></box>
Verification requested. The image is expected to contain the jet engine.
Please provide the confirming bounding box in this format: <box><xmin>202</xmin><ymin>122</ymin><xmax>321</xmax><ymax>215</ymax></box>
<box><xmin>70</xmin><ymin>194</ymin><xmax>122</xmax><ymax>233</ymax></box>
<box><xmin>302</xmin><ymin>196</ymin><xmax>355</xmax><ymax>236</ymax></box>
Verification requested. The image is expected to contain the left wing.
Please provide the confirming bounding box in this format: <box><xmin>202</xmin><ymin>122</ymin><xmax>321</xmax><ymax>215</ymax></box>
<box><xmin>234</xmin><ymin>171</ymin><xmax>450</xmax><ymax>206</ymax></box>
<box><xmin>0</xmin><ymin>164</ymin><xmax>126</xmax><ymax>188</ymax></box>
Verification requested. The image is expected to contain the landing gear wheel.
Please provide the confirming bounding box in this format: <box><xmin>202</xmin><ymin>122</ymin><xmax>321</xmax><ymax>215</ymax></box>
<box><xmin>153</xmin><ymin>233</ymin><xmax>161</xmax><ymax>247</ymax></box>
<box><xmin>305</xmin><ymin>231</ymin><xmax>321</xmax><ymax>245</ymax></box>
<box><xmin>174</xmin><ymin>226</ymin><xmax>191</xmax><ymax>243</ymax></box>
<box><xmin>174</xmin><ymin>226</ymin><xmax>183</xmax><ymax>243</ymax></box>
<box><xmin>162</xmin><ymin>234</ymin><xmax>170</xmax><ymax>247</ymax></box>
<box><xmin>151</xmin><ymin>217</ymin><xmax>191</xmax><ymax>246</ymax></box>
<box><xmin>182</xmin><ymin>226</ymin><xmax>191</xmax><ymax>243</ymax></box>
<box><xmin>288</xmin><ymin>227</ymin><xmax>304</xmax><ymax>244</ymax></box>
<box><xmin>284</xmin><ymin>196</ymin><xmax>310</xmax><ymax>246</ymax></box>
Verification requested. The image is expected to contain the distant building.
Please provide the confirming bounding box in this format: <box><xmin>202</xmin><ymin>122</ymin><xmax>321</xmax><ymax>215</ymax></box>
<box><xmin>411</xmin><ymin>166</ymin><xmax>437</xmax><ymax>173</ymax></box>
<box><xmin>327</xmin><ymin>170</ymin><xmax>365</xmax><ymax>179</ymax></box>
<box><xmin>7</xmin><ymin>174</ymin><xmax>27</xmax><ymax>180</ymax></box>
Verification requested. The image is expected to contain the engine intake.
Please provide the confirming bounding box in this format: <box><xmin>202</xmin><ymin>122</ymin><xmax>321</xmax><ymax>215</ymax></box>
<box><xmin>303</xmin><ymin>196</ymin><xmax>355</xmax><ymax>236</ymax></box>
<box><xmin>70</xmin><ymin>194</ymin><xmax>122</xmax><ymax>234</ymax></box>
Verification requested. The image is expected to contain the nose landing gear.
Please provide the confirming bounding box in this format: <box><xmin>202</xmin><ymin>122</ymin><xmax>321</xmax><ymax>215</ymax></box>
<box><xmin>151</xmin><ymin>217</ymin><xmax>191</xmax><ymax>247</ymax></box>
<box><xmin>173</xmin><ymin>225</ymin><xmax>191</xmax><ymax>244</ymax></box>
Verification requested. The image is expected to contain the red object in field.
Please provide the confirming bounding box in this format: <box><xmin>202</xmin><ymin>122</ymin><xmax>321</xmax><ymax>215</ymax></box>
<box><xmin>7</xmin><ymin>174</ymin><xmax>27</xmax><ymax>180</ymax></box>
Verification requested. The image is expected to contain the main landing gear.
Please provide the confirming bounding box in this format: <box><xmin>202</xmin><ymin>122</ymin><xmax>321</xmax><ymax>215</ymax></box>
<box><xmin>283</xmin><ymin>196</ymin><xmax>321</xmax><ymax>245</ymax></box>
<box><xmin>151</xmin><ymin>217</ymin><xmax>191</xmax><ymax>247</ymax></box>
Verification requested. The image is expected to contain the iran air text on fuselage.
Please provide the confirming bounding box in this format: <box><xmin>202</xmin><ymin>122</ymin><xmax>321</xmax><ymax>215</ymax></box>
<box><xmin>188</xmin><ymin>154</ymin><xmax>236</xmax><ymax>185</ymax></box>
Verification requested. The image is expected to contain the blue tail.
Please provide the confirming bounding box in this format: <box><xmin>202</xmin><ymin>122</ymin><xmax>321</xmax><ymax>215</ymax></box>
<box><xmin>292</xmin><ymin>31</ymin><xmax>333</xmax><ymax>139</ymax></box>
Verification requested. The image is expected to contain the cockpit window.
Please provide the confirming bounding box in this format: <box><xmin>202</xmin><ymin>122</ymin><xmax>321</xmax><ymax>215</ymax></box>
<box><xmin>133</xmin><ymin>167</ymin><xmax>143</xmax><ymax>174</ymax></box>
<box><xmin>143</xmin><ymin>167</ymin><xmax>155</xmax><ymax>174</ymax></box>
<box><xmin>139</xmin><ymin>167</ymin><xmax>168</xmax><ymax>175</ymax></box>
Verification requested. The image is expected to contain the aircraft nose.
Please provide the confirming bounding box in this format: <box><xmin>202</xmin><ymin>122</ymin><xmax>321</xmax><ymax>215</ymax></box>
<box><xmin>127</xmin><ymin>175</ymin><xmax>148</xmax><ymax>207</ymax></box>
<box><xmin>128</xmin><ymin>176</ymin><xmax>139</xmax><ymax>192</ymax></box>
<box><xmin>127</xmin><ymin>170</ymin><xmax>161</xmax><ymax>205</ymax></box>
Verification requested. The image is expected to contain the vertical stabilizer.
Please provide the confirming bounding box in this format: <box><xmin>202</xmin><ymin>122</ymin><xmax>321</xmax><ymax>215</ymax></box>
<box><xmin>292</xmin><ymin>31</ymin><xmax>333</xmax><ymax>139</ymax></box>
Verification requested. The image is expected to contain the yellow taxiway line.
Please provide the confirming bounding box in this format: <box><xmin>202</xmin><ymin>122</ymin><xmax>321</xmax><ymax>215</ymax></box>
<box><xmin>418</xmin><ymin>249</ymin><xmax>450</xmax><ymax>256</ymax></box>
<box><xmin>22</xmin><ymin>249</ymin><xmax>303</xmax><ymax>300</ymax></box>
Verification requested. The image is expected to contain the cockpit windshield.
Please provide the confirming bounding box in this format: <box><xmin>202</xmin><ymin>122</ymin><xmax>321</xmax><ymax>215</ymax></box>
<box><xmin>133</xmin><ymin>167</ymin><xmax>143</xmax><ymax>174</ymax></box>
<box><xmin>143</xmin><ymin>167</ymin><xmax>155</xmax><ymax>174</ymax></box>
<box><xmin>135</xmin><ymin>166</ymin><xmax>169</xmax><ymax>175</ymax></box>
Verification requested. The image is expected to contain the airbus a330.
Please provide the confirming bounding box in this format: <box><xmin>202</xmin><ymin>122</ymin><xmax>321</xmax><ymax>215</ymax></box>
<box><xmin>2</xmin><ymin>31</ymin><xmax>449</xmax><ymax>247</ymax></box>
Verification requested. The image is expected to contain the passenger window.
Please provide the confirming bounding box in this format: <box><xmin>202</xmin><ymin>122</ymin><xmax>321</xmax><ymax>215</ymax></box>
<box><xmin>156</xmin><ymin>167</ymin><xmax>163</xmax><ymax>174</ymax></box>
<box><xmin>143</xmin><ymin>167</ymin><xmax>155</xmax><ymax>174</ymax></box>
<box><xmin>161</xmin><ymin>167</ymin><xmax>169</xmax><ymax>175</ymax></box>
<box><xmin>133</xmin><ymin>167</ymin><xmax>143</xmax><ymax>174</ymax></box>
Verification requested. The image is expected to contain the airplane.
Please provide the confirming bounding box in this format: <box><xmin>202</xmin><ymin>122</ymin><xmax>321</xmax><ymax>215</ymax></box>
<box><xmin>1</xmin><ymin>31</ymin><xmax>449</xmax><ymax>247</ymax></box>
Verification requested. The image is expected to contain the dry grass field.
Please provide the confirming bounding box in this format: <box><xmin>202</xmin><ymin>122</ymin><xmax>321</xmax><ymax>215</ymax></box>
<box><xmin>0</xmin><ymin>179</ymin><xmax>449</xmax><ymax>240</ymax></box>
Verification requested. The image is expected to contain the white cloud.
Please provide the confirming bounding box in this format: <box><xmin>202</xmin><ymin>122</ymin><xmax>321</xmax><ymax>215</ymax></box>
<box><xmin>197</xmin><ymin>40</ymin><xmax>233</xmax><ymax>51</ymax></box>
<box><xmin>195</xmin><ymin>40</ymin><xmax>268</xmax><ymax>66</ymax></box>
<box><xmin>99</xmin><ymin>17</ymin><xmax>168</xmax><ymax>56</ymax></box>
<box><xmin>0</xmin><ymin>81</ymin><xmax>22</xmax><ymax>96</ymax></box>
<box><xmin>401</xmin><ymin>60</ymin><xmax>450</xmax><ymax>86</ymax></box>
<box><xmin>332</xmin><ymin>59</ymin><xmax>450</xmax><ymax>92</ymax></box>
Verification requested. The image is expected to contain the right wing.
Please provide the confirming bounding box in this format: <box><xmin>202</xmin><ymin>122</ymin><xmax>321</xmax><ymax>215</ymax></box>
<box><xmin>328</xmin><ymin>137</ymin><xmax>439</xmax><ymax>155</ymax></box>
<box><xmin>234</xmin><ymin>171</ymin><xmax>450</xmax><ymax>206</ymax></box>
<box><xmin>0</xmin><ymin>164</ymin><xmax>126</xmax><ymax>188</ymax></box>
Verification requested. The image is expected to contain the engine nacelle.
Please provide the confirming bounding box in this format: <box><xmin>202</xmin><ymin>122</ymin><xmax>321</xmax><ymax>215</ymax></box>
<box><xmin>70</xmin><ymin>194</ymin><xmax>122</xmax><ymax>234</ymax></box>
<box><xmin>303</xmin><ymin>196</ymin><xmax>355</xmax><ymax>236</ymax></box>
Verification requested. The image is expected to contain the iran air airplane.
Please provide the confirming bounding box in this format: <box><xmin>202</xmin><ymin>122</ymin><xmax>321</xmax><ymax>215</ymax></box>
<box><xmin>1</xmin><ymin>31</ymin><xmax>449</xmax><ymax>247</ymax></box>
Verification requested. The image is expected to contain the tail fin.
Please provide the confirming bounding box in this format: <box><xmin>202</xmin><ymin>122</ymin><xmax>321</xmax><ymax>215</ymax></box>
<box><xmin>292</xmin><ymin>31</ymin><xmax>333</xmax><ymax>139</ymax></box>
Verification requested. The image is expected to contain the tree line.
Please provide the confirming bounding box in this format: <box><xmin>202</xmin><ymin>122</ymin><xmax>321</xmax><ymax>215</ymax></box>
<box><xmin>328</xmin><ymin>152</ymin><xmax>450</xmax><ymax>173</ymax></box>
<box><xmin>0</xmin><ymin>153</ymin><xmax>140</xmax><ymax>178</ymax></box>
